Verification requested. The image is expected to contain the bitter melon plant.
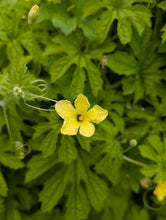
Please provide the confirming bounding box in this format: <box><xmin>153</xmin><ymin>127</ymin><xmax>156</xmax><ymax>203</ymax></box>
<box><xmin>0</xmin><ymin>0</ymin><xmax>166</xmax><ymax>219</ymax></box>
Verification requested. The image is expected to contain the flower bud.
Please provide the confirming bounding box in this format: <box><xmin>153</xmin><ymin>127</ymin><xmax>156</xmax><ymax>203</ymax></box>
<box><xmin>101</xmin><ymin>55</ymin><xmax>107</xmax><ymax>69</ymax></box>
<box><xmin>140</xmin><ymin>177</ymin><xmax>152</xmax><ymax>188</ymax></box>
<box><xmin>130</xmin><ymin>139</ymin><xmax>137</xmax><ymax>147</ymax></box>
<box><xmin>28</xmin><ymin>4</ymin><xmax>39</xmax><ymax>24</ymax></box>
<box><xmin>13</xmin><ymin>86</ymin><xmax>25</xmax><ymax>98</ymax></box>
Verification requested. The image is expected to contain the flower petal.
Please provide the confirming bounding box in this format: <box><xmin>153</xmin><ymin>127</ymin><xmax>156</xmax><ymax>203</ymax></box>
<box><xmin>61</xmin><ymin>119</ymin><xmax>80</xmax><ymax>135</ymax></box>
<box><xmin>55</xmin><ymin>100</ymin><xmax>77</xmax><ymax>119</ymax></box>
<box><xmin>86</xmin><ymin>105</ymin><xmax>108</xmax><ymax>124</ymax></box>
<box><xmin>74</xmin><ymin>94</ymin><xmax>90</xmax><ymax>114</ymax></box>
<box><xmin>153</xmin><ymin>181</ymin><xmax>166</xmax><ymax>201</ymax></box>
<box><xmin>79</xmin><ymin>121</ymin><xmax>95</xmax><ymax>137</ymax></box>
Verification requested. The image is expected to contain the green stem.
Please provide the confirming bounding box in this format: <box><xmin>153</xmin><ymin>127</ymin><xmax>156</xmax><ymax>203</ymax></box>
<box><xmin>67</xmin><ymin>4</ymin><xmax>75</xmax><ymax>12</ymax></box>
<box><xmin>123</xmin><ymin>155</ymin><xmax>147</xmax><ymax>167</ymax></box>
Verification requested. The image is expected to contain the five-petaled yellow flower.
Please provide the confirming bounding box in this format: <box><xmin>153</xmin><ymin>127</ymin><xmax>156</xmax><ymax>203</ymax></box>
<box><xmin>153</xmin><ymin>181</ymin><xmax>166</xmax><ymax>201</ymax></box>
<box><xmin>55</xmin><ymin>94</ymin><xmax>108</xmax><ymax>137</ymax></box>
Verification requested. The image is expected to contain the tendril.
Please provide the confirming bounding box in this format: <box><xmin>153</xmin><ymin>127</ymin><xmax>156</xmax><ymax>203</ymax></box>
<box><xmin>30</xmin><ymin>79</ymin><xmax>47</xmax><ymax>92</ymax></box>
<box><xmin>24</xmin><ymin>99</ymin><xmax>55</xmax><ymax>112</ymax></box>
<box><xmin>13</xmin><ymin>141</ymin><xmax>31</xmax><ymax>159</ymax></box>
<box><xmin>143</xmin><ymin>185</ymin><xmax>162</xmax><ymax>211</ymax></box>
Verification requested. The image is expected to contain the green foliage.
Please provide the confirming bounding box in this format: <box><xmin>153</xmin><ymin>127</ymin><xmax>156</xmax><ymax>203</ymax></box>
<box><xmin>84</xmin><ymin>0</ymin><xmax>152</xmax><ymax>43</ymax></box>
<box><xmin>139</xmin><ymin>135</ymin><xmax>166</xmax><ymax>182</ymax></box>
<box><xmin>0</xmin><ymin>0</ymin><xmax>166</xmax><ymax>220</ymax></box>
<box><xmin>44</xmin><ymin>30</ymin><xmax>116</xmax><ymax>96</ymax></box>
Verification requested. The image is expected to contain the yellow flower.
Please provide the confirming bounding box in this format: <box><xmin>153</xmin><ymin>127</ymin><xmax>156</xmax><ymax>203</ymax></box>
<box><xmin>153</xmin><ymin>181</ymin><xmax>166</xmax><ymax>201</ymax></box>
<box><xmin>55</xmin><ymin>94</ymin><xmax>108</xmax><ymax>137</ymax></box>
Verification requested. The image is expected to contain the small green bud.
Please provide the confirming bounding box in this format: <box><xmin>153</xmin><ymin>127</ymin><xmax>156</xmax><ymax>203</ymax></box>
<box><xmin>130</xmin><ymin>139</ymin><xmax>137</xmax><ymax>147</ymax></box>
<box><xmin>28</xmin><ymin>4</ymin><xmax>39</xmax><ymax>24</ymax></box>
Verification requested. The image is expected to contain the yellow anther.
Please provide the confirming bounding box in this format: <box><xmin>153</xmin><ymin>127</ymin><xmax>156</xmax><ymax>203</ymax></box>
<box><xmin>77</xmin><ymin>114</ymin><xmax>84</xmax><ymax>122</ymax></box>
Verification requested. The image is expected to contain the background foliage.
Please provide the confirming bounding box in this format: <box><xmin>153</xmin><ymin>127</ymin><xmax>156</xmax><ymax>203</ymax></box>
<box><xmin>0</xmin><ymin>0</ymin><xmax>166</xmax><ymax>219</ymax></box>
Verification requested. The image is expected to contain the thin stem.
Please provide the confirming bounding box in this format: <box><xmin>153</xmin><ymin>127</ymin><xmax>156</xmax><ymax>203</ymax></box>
<box><xmin>123</xmin><ymin>155</ymin><xmax>148</xmax><ymax>167</ymax></box>
<box><xmin>24</xmin><ymin>101</ymin><xmax>55</xmax><ymax>112</ymax></box>
<box><xmin>121</xmin><ymin>146</ymin><xmax>134</xmax><ymax>154</ymax></box>
<box><xmin>25</xmin><ymin>93</ymin><xmax>58</xmax><ymax>103</ymax></box>
<box><xmin>67</xmin><ymin>4</ymin><xmax>75</xmax><ymax>12</ymax></box>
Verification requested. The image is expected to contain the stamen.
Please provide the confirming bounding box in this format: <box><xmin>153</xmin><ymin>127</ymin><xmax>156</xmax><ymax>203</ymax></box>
<box><xmin>77</xmin><ymin>114</ymin><xmax>83</xmax><ymax>122</ymax></box>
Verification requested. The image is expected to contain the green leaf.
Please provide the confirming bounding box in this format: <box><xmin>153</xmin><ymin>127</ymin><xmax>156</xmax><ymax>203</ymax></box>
<box><xmin>157</xmin><ymin>1</ymin><xmax>166</xmax><ymax>10</ymax></box>
<box><xmin>5</xmin><ymin>197</ymin><xmax>22</xmax><ymax>220</ymax></box>
<box><xmin>0</xmin><ymin>135</ymin><xmax>24</xmax><ymax>169</ymax></box>
<box><xmin>33</xmin><ymin>112</ymin><xmax>61</xmax><ymax>157</ymax></box>
<box><xmin>78</xmin><ymin>151</ymin><xmax>108</xmax><ymax>211</ymax></box>
<box><xmin>118</xmin><ymin>19</ymin><xmax>132</xmax><ymax>45</ymax></box>
<box><xmin>0</xmin><ymin>171</ymin><xmax>8</xmax><ymax>197</ymax></box>
<box><xmin>124</xmin><ymin>204</ymin><xmax>150</xmax><ymax>220</ymax></box>
<box><xmin>39</xmin><ymin>165</ymin><xmax>72</xmax><ymax>212</ymax></box>
<box><xmin>161</xmin><ymin>24</ymin><xmax>166</xmax><ymax>43</ymax></box>
<box><xmin>39</xmin><ymin>150</ymin><xmax>108</xmax><ymax>217</ymax></box>
<box><xmin>121</xmin><ymin>27</ymin><xmax>166</xmax><ymax>102</ymax></box>
<box><xmin>85</xmin><ymin>58</ymin><xmax>103</xmax><ymax>96</ymax></box>
<box><xmin>95</xmin><ymin>140</ymin><xmax>123</xmax><ymax>184</ymax></box>
<box><xmin>96</xmin><ymin>10</ymin><xmax>115</xmax><ymax>42</ymax></box>
<box><xmin>58</xmin><ymin>136</ymin><xmax>78</xmax><ymax>164</ymax></box>
<box><xmin>52</xmin><ymin>14</ymin><xmax>77</xmax><ymax>35</ymax></box>
<box><xmin>139</xmin><ymin>144</ymin><xmax>160</xmax><ymax>162</ymax></box>
<box><xmin>46</xmin><ymin>30</ymin><xmax>115</xmax><ymax>96</ymax></box>
<box><xmin>65</xmin><ymin>181</ymin><xmax>90</xmax><ymax>220</ymax></box>
<box><xmin>122</xmin><ymin>76</ymin><xmax>144</xmax><ymax>102</ymax></box>
<box><xmin>84</xmin><ymin>0</ymin><xmax>151</xmax><ymax>43</ymax></box>
<box><xmin>25</xmin><ymin>154</ymin><xmax>58</xmax><ymax>183</ymax></box>
<box><xmin>102</xmin><ymin>187</ymin><xmax>130</xmax><ymax>220</ymax></box>
<box><xmin>92</xmin><ymin>120</ymin><xmax>119</xmax><ymax>141</ymax></box>
<box><xmin>0</xmin><ymin>197</ymin><xmax>5</xmax><ymax>219</ymax></box>
<box><xmin>139</xmin><ymin>134</ymin><xmax>166</xmax><ymax>182</ymax></box>
<box><xmin>50</xmin><ymin>55</ymin><xmax>77</xmax><ymax>82</ymax></box>
<box><xmin>0</xmin><ymin>153</ymin><xmax>24</xmax><ymax>169</ymax></box>
<box><xmin>110</xmin><ymin>111</ymin><xmax>125</xmax><ymax>133</ymax></box>
<box><xmin>107</xmin><ymin>51</ymin><xmax>137</xmax><ymax>76</ymax></box>
<box><xmin>70</xmin><ymin>67</ymin><xmax>86</xmax><ymax>99</ymax></box>
<box><xmin>6</xmin><ymin>40</ymin><xmax>24</xmax><ymax>65</ymax></box>
<box><xmin>40</xmin><ymin>129</ymin><xmax>59</xmax><ymax>157</ymax></box>
<box><xmin>77</xmin><ymin>134</ymin><xmax>91</xmax><ymax>152</ymax></box>
<box><xmin>0</xmin><ymin>108</ymin><xmax>5</xmax><ymax>133</ymax></box>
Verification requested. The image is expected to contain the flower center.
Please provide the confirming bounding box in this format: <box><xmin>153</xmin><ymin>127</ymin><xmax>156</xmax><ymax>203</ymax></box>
<box><xmin>77</xmin><ymin>114</ymin><xmax>84</xmax><ymax>122</ymax></box>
